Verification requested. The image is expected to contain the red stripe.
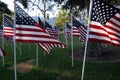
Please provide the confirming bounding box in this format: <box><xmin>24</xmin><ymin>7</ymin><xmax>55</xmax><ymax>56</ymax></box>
<box><xmin>107</xmin><ymin>20</ymin><xmax>120</xmax><ymax>28</ymax></box>
<box><xmin>89</xmin><ymin>38</ymin><xmax>111</xmax><ymax>44</ymax></box>
<box><xmin>16</xmin><ymin>34</ymin><xmax>53</xmax><ymax>38</ymax></box>
<box><xmin>112</xmin><ymin>12</ymin><xmax>120</xmax><ymax>21</ymax></box>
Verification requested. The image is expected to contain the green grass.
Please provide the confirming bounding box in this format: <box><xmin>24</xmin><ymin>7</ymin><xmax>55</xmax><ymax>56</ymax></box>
<box><xmin>0</xmin><ymin>34</ymin><xmax>120</xmax><ymax>80</ymax></box>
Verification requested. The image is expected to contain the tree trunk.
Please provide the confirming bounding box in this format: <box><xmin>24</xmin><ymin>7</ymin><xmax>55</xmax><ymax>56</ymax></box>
<box><xmin>87</xmin><ymin>42</ymin><xmax>102</xmax><ymax>57</ymax></box>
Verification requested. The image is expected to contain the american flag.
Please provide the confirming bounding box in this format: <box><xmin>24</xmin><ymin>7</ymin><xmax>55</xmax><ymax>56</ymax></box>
<box><xmin>15</xmin><ymin>3</ymin><xmax>66</xmax><ymax>53</ymax></box>
<box><xmin>3</xmin><ymin>15</ymin><xmax>14</xmax><ymax>36</ymax></box>
<box><xmin>64</xmin><ymin>22</ymin><xmax>71</xmax><ymax>39</ymax></box>
<box><xmin>0</xmin><ymin>27</ymin><xmax>3</xmax><ymax>36</ymax></box>
<box><xmin>45</xmin><ymin>21</ymin><xmax>59</xmax><ymax>40</ymax></box>
<box><xmin>72</xmin><ymin>17</ymin><xmax>87</xmax><ymax>41</ymax></box>
<box><xmin>89</xmin><ymin>0</ymin><xmax>120</xmax><ymax>46</ymax></box>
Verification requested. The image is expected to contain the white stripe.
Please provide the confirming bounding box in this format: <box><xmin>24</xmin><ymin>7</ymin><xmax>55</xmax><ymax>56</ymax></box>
<box><xmin>89</xmin><ymin>35</ymin><xmax>111</xmax><ymax>42</ymax></box>
<box><xmin>106</xmin><ymin>22</ymin><xmax>120</xmax><ymax>32</ymax></box>
<box><xmin>115</xmin><ymin>13</ymin><xmax>120</xmax><ymax>18</ymax></box>
<box><xmin>91</xmin><ymin>21</ymin><xmax>103</xmax><ymax>26</ymax></box>
<box><xmin>4</xmin><ymin>30</ymin><xmax>14</xmax><ymax>33</ymax></box>
<box><xmin>16</xmin><ymin>30</ymin><xmax>50</xmax><ymax>36</ymax></box>
<box><xmin>90</xmin><ymin>28</ymin><xmax>109</xmax><ymax>35</ymax></box>
<box><xmin>38</xmin><ymin>43</ymin><xmax>49</xmax><ymax>53</ymax></box>
<box><xmin>16</xmin><ymin>25</ymin><xmax>43</xmax><ymax>30</ymax></box>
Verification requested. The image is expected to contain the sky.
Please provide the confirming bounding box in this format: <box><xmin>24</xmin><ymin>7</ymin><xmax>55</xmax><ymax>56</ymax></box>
<box><xmin>1</xmin><ymin>0</ymin><xmax>58</xmax><ymax>18</ymax></box>
<box><xmin>1</xmin><ymin>0</ymin><xmax>14</xmax><ymax>11</ymax></box>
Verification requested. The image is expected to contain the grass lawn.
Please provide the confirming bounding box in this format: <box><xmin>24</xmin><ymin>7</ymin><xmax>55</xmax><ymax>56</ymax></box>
<box><xmin>0</xmin><ymin>34</ymin><xmax>120</xmax><ymax>80</ymax></box>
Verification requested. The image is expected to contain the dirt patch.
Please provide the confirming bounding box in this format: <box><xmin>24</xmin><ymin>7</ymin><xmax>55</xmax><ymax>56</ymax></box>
<box><xmin>69</xmin><ymin>48</ymin><xmax>120</xmax><ymax>63</ymax></box>
<box><xmin>9</xmin><ymin>59</ymin><xmax>35</xmax><ymax>73</ymax></box>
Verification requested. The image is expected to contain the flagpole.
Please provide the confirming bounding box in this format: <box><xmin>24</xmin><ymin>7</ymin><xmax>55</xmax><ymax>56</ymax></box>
<box><xmin>35</xmin><ymin>12</ymin><xmax>39</xmax><ymax>67</ymax></box>
<box><xmin>65</xmin><ymin>23</ymin><xmax>68</xmax><ymax>48</ymax></box>
<box><xmin>2</xmin><ymin>13</ymin><xmax>4</xmax><ymax>67</ymax></box>
<box><xmin>43</xmin><ymin>0</ymin><xmax>46</xmax><ymax>56</ymax></box>
<box><xmin>71</xmin><ymin>13</ymin><xmax>74</xmax><ymax>67</ymax></box>
<box><xmin>81</xmin><ymin>0</ymin><xmax>93</xmax><ymax>80</ymax></box>
<box><xmin>19</xmin><ymin>43</ymin><xmax>22</xmax><ymax>56</ymax></box>
<box><xmin>36</xmin><ymin>44</ymin><xmax>38</xmax><ymax>66</ymax></box>
<box><xmin>13</xmin><ymin>1</ymin><xmax>17</xmax><ymax>80</ymax></box>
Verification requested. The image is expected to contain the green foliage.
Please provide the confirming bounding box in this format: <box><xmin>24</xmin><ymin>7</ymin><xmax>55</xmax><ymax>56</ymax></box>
<box><xmin>54</xmin><ymin>9</ymin><xmax>71</xmax><ymax>29</ymax></box>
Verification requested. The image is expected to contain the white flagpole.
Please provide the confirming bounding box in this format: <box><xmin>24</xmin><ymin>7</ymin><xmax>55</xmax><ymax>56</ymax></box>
<box><xmin>19</xmin><ymin>43</ymin><xmax>22</xmax><ymax>56</ymax></box>
<box><xmin>71</xmin><ymin>13</ymin><xmax>74</xmax><ymax>67</ymax></box>
<box><xmin>13</xmin><ymin>1</ymin><xmax>17</xmax><ymax>80</ymax></box>
<box><xmin>2</xmin><ymin>14</ymin><xmax>5</xmax><ymax>67</ymax></box>
<box><xmin>65</xmin><ymin>23</ymin><xmax>68</xmax><ymax>48</ymax></box>
<box><xmin>35</xmin><ymin>12</ymin><xmax>39</xmax><ymax>67</ymax></box>
<box><xmin>29</xmin><ymin>43</ymin><xmax>31</xmax><ymax>50</ymax></box>
<box><xmin>43</xmin><ymin>0</ymin><xmax>46</xmax><ymax>56</ymax></box>
<box><xmin>36</xmin><ymin>44</ymin><xmax>38</xmax><ymax>67</ymax></box>
<box><xmin>81</xmin><ymin>0</ymin><xmax>93</xmax><ymax>80</ymax></box>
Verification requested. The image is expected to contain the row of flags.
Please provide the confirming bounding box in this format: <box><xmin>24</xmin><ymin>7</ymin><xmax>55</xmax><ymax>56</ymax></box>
<box><xmin>15</xmin><ymin>3</ymin><xmax>65</xmax><ymax>53</ymax></box>
<box><xmin>64</xmin><ymin>0</ymin><xmax>120</xmax><ymax>46</ymax></box>
<box><xmin>0</xmin><ymin>0</ymin><xmax>119</xmax><ymax>80</ymax></box>
<box><xmin>0</xmin><ymin>0</ymin><xmax>120</xmax><ymax>53</ymax></box>
<box><xmin>64</xmin><ymin>17</ymin><xmax>87</xmax><ymax>42</ymax></box>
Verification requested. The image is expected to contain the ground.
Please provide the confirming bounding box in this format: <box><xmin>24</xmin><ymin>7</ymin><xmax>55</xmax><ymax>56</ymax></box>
<box><xmin>70</xmin><ymin>46</ymin><xmax>120</xmax><ymax>63</ymax></box>
<box><xmin>9</xmin><ymin>59</ymin><xmax>34</xmax><ymax>73</ymax></box>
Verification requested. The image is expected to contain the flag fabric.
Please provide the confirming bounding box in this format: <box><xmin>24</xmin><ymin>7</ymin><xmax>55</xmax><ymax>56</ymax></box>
<box><xmin>72</xmin><ymin>17</ymin><xmax>87</xmax><ymax>41</ymax></box>
<box><xmin>44</xmin><ymin>21</ymin><xmax>59</xmax><ymax>40</ymax></box>
<box><xmin>71</xmin><ymin>27</ymin><xmax>80</xmax><ymax>36</ymax></box>
<box><xmin>0</xmin><ymin>27</ymin><xmax>3</xmax><ymax>36</ymax></box>
<box><xmin>54</xmin><ymin>27</ymin><xmax>60</xmax><ymax>40</ymax></box>
<box><xmin>3</xmin><ymin>15</ymin><xmax>14</xmax><ymax>36</ymax></box>
<box><xmin>89</xmin><ymin>0</ymin><xmax>120</xmax><ymax>46</ymax></box>
<box><xmin>0</xmin><ymin>48</ymin><xmax>6</xmax><ymax>57</ymax></box>
<box><xmin>15</xmin><ymin>4</ymin><xmax>66</xmax><ymax>53</ymax></box>
<box><xmin>64</xmin><ymin>22</ymin><xmax>71</xmax><ymax>39</ymax></box>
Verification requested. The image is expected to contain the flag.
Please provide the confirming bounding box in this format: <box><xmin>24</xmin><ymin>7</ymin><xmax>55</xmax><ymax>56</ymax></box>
<box><xmin>15</xmin><ymin>4</ymin><xmax>66</xmax><ymax>53</ymax></box>
<box><xmin>44</xmin><ymin>21</ymin><xmax>59</xmax><ymax>40</ymax></box>
<box><xmin>72</xmin><ymin>17</ymin><xmax>87</xmax><ymax>41</ymax></box>
<box><xmin>0</xmin><ymin>48</ymin><xmax>6</xmax><ymax>57</ymax></box>
<box><xmin>64</xmin><ymin>22</ymin><xmax>71</xmax><ymax>39</ymax></box>
<box><xmin>3</xmin><ymin>15</ymin><xmax>14</xmax><ymax>36</ymax></box>
<box><xmin>0</xmin><ymin>27</ymin><xmax>3</xmax><ymax>36</ymax></box>
<box><xmin>89</xmin><ymin>0</ymin><xmax>120</xmax><ymax>46</ymax></box>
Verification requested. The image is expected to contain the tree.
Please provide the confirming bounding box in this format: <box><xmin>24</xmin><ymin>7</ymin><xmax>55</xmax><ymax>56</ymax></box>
<box><xmin>0</xmin><ymin>1</ymin><xmax>12</xmax><ymax>25</ymax></box>
<box><xmin>17</xmin><ymin>0</ymin><xmax>57</xmax><ymax>21</ymax></box>
<box><xmin>54</xmin><ymin>9</ymin><xmax>71</xmax><ymax>29</ymax></box>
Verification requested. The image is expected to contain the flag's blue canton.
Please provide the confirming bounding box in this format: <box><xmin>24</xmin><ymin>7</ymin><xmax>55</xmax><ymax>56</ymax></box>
<box><xmin>66</xmin><ymin>23</ymin><xmax>71</xmax><ymax>29</ymax></box>
<box><xmin>72</xmin><ymin>16</ymin><xmax>83</xmax><ymax>28</ymax></box>
<box><xmin>16</xmin><ymin>4</ymin><xmax>35</xmax><ymax>26</ymax></box>
<box><xmin>0</xmin><ymin>27</ymin><xmax>3</xmax><ymax>30</ymax></box>
<box><xmin>91</xmin><ymin>0</ymin><xmax>119</xmax><ymax>25</ymax></box>
<box><xmin>4</xmin><ymin>16</ymin><xmax>13</xmax><ymax>28</ymax></box>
